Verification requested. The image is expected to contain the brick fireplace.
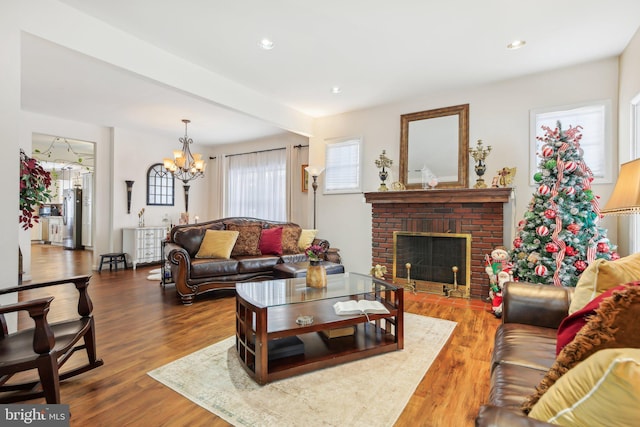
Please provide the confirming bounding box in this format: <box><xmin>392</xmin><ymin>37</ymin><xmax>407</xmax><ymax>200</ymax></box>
<box><xmin>364</xmin><ymin>187</ymin><xmax>512</xmax><ymax>299</ymax></box>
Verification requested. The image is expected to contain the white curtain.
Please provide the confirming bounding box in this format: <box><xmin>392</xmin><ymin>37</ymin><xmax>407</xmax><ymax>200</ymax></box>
<box><xmin>225</xmin><ymin>149</ymin><xmax>286</xmax><ymax>221</ymax></box>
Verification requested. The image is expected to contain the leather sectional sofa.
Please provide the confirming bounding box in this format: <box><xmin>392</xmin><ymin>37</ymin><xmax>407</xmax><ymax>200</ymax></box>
<box><xmin>476</xmin><ymin>281</ymin><xmax>573</xmax><ymax>427</ymax></box>
<box><xmin>476</xmin><ymin>277</ymin><xmax>640</xmax><ymax>426</ymax></box>
<box><xmin>164</xmin><ymin>217</ymin><xmax>341</xmax><ymax>304</ymax></box>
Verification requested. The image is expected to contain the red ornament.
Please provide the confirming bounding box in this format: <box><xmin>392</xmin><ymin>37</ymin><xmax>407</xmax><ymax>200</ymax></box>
<box><xmin>564</xmin><ymin>161</ymin><xmax>578</xmax><ymax>172</ymax></box>
<box><xmin>513</xmin><ymin>238</ymin><xmax>523</xmax><ymax>248</ymax></box>
<box><xmin>535</xmin><ymin>265</ymin><xmax>548</xmax><ymax>276</ymax></box>
<box><xmin>611</xmin><ymin>252</ymin><xmax>621</xmax><ymax>260</ymax></box>
<box><xmin>541</xmin><ymin>146</ymin><xmax>554</xmax><ymax>158</ymax></box>
<box><xmin>565</xmin><ymin>246</ymin><xmax>577</xmax><ymax>256</ymax></box>
<box><xmin>597</xmin><ymin>242</ymin><xmax>610</xmax><ymax>253</ymax></box>
<box><xmin>536</xmin><ymin>225</ymin><xmax>549</xmax><ymax>236</ymax></box>
<box><xmin>565</xmin><ymin>187</ymin><xmax>576</xmax><ymax>196</ymax></box>
<box><xmin>544</xmin><ymin>209</ymin><xmax>557</xmax><ymax>219</ymax></box>
<box><xmin>567</xmin><ymin>223</ymin><xmax>581</xmax><ymax>234</ymax></box>
<box><xmin>538</xmin><ymin>184</ymin><xmax>551</xmax><ymax>195</ymax></box>
<box><xmin>574</xmin><ymin>260</ymin><xmax>587</xmax><ymax>272</ymax></box>
<box><xmin>545</xmin><ymin>242</ymin><xmax>559</xmax><ymax>253</ymax></box>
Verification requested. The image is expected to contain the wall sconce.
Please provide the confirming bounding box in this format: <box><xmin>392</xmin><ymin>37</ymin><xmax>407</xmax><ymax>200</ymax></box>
<box><xmin>304</xmin><ymin>166</ymin><xmax>325</xmax><ymax>229</ymax></box>
<box><xmin>125</xmin><ymin>180</ymin><xmax>134</xmax><ymax>214</ymax></box>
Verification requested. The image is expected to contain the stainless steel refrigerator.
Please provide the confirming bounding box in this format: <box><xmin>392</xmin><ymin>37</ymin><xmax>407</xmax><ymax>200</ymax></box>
<box><xmin>63</xmin><ymin>187</ymin><xmax>83</xmax><ymax>250</ymax></box>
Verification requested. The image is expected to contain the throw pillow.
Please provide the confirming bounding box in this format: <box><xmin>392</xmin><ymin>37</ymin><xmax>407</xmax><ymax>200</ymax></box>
<box><xmin>528</xmin><ymin>348</ymin><xmax>640</xmax><ymax>425</ymax></box>
<box><xmin>280</xmin><ymin>224</ymin><xmax>302</xmax><ymax>254</ymax></box>
<box><xmin>226</xmin><ymin>223</ymin><xmax>263</xmax><ymax>257</ymax></box>
<box><xmin>259</xmin><ymin>227</ymin><xmax>283</xmax><ymax>256</ymax></box>
<box><xmin>194</xmin><ymin>230</ymin><xmax>239</xmax><ymax>259</ymax></box>
<box><xmin>569</xmin><ymin>252</ymin><xmax>640</xmax><ymax>314</ymax></box>
<box><xmin>298</xmin><ymin>229</ymin><xmax>318</xmax><ymax>252</ymax></box>
<box><xmin>522</xmin><ymin>282</ymin><xmax>640</xmax><ymax>413</ymax></box>
<box><xmin>556</xmin><ymin>284</ymin><xmax>630</xmax><ymax>355</ymax></box>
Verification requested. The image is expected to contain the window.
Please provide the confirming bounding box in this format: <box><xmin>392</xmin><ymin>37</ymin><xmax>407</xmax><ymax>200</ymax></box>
<box><xmin>225</xmin><ymin>148</ymin><xmax>286</xmax><ymax>221</ymax></box>
<box><xmin>530</xmin><ymin>100</ymin><xmax>612</xmax><ymax>184</ymax></box>
<box><xmin>324</xmin><ymin>137</ymin><xmax>362</xmax><ymax>194</ymax></box>
<box><xmin>146</xmin><ymin>163</ymin><xmax>174</xmax><ymax>206</ymax></box>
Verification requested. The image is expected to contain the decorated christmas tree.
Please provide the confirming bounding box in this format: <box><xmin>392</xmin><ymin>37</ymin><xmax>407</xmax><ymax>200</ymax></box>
<box><xmin>510</xmin><ymin>122</ymin><xmax>618</xmax><ymax>287</ymax></box>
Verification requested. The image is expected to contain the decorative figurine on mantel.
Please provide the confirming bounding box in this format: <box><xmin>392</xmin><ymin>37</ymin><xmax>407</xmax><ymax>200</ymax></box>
<box><xmin>491</xmin><ymin>167</ymin><xmax>517</xmax><ymax>187</ymax></box>
<box><xmin>469</xmin><ymin>139</ymin><xmax>492</xmax><ymax>189</ymax></box>
<box><xmin>375</xmin><ymin>150</ymin><xmax>393</xmax><ymax>191</ymax></box>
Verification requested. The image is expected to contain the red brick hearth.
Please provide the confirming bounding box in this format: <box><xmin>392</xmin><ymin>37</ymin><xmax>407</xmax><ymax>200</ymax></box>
<box><xmin>364</xmin><ymin>188</ymin><xmax>512</xmax><ymax>299</ymax></box>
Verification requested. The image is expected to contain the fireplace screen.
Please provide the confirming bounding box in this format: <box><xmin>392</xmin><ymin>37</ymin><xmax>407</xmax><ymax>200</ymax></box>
<box><xmin>393</xmin><ymin>231</ymin><xmax>471</xmax><ymax>298</ymax></box>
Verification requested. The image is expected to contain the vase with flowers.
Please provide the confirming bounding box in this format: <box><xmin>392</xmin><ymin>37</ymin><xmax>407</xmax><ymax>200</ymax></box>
<box><xmin>305</xmin><ymin>244</ymin><xmax>327</xmax><ymax>288</ymax></box>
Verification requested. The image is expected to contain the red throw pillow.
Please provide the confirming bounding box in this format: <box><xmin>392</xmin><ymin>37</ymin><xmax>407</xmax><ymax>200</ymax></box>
<box><xmin>556</xmin><ymin>283</ymin><xmax>632</xmax><ymax>355</ymax></box>
<box><xmin>259</xmin><ymin>227</ymin><xmax>283</xmax><ymax>256</ymax></box>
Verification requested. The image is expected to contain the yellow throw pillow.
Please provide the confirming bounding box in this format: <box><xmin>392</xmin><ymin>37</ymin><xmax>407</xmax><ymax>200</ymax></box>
<box><xmin>195</xmin><ymin>230</ymin><xmax>239</xmax><ymax>259</ymax></box>
<box><xmin>569</xmin><ymin>252</ymin><xmax>640</xmax><ymax>314</ymax></box>
<box><xmin>529</xmin><ymin>348</ymin><xmax>640</xmax><ymax>426</ymax></box>
<box><xmin>298</xmin><ymin>229</ymin><xmax>318</xmax><ymax>252</ymax></box>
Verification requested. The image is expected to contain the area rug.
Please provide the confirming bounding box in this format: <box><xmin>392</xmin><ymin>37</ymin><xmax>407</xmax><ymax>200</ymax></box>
<box><xmin>148</xmin><ymin>313</ymin><xmax>456</xmax><ymax>427</ymax></box>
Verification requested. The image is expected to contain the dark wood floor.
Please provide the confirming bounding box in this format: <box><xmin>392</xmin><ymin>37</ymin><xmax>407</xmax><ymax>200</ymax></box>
<box><xmin>18</xmin><ymin>244</ymin><xmax>499</xmax><ymax>427</ymax></box>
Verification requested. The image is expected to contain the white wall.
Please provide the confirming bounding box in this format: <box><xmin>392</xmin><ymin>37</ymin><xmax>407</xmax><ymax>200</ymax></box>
<box><xmin>312</xmin><ymin>58</ymin><xmax>620</xmax><ymax>275</ymax></box>
<box><xmin>0</xmin><ymin>3</ymin><xmax>22</xmax><ymax>320</ymax></box>
<box><xmin>111</xmin><ymin>127</ymin><xmax>210</xmax><ymax>250</ymax></box>
<box><xmin>615</xmin><ymin>26</ymin><xmax>640</xmax><ymax>255</ymax></box>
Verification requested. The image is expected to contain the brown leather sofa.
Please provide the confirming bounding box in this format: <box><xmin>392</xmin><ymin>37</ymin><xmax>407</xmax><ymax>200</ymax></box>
<box><xmin>165</xmin><ymin>217</ymin><xmax>341</xmax><ymax>304</ymax></box>
<box><xmin>475</xmin><ymin>281</ymin><xmax>574</xmax><ymax>427</ymax></box>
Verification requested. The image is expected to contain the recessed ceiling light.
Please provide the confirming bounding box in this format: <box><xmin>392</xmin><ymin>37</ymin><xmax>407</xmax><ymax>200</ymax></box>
<box><xmin>259</xmin><ymin>38</ymin><xmax>274</xmax><ymax>50</ymax></box>
<box><xmin>332</xmin><ymin>86</ymin><xmax>342</xmax><ymax>94</ymax></box>
<box><xmin>507</xmin><ymin>40</ymin><xmax>526</xmax><ymax>50</ymax></box>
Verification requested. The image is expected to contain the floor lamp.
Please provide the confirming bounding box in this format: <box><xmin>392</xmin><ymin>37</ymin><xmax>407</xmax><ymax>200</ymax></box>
<box><xmin>305</xmin><ymin>166</ymin><xmax>325</xmax><ymax>229</ymax></box>
<box><xmin>602</xmin><ymin>158</ymin><xmax>640</xmax><ymax>252</ymax></box>
<box><xmin>601</xmin><ymin>158</ymin><xmax>640</xmax><ymax>215</ymax></box>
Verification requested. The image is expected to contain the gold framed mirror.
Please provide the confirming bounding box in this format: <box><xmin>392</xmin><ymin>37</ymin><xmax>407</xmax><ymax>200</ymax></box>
<box><xmin>400</xmin><ymin>104</ymin><xmax>469</xmax><ymax>189</ymax></box>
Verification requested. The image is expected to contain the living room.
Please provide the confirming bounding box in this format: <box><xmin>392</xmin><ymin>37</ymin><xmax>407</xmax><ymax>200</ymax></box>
<box><xmin>3</xmin><ymin>1</ymin><xmax>640</xmax><ymax>425</ymax></box>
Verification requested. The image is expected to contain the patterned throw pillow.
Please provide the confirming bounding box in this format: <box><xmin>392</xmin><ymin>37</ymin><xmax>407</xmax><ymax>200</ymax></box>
<box><xmin>522</xmin><ymin>282</ymin><xmax>640</xmax><ymax>413</ymax></box>
<box><xmin>280</xmin><ymin>225</ymin><xmax>302</xmax><ymax>254</ymax></box>
<box><xmin>225</xmin><ymin>223</ymin><xmax>263</xmax><ymax>257</ymax></box>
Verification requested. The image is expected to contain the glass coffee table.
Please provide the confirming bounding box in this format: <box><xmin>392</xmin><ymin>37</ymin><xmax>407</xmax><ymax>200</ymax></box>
<box><xmin>235</xmin><ymin>272</ymin><xmax>404</xmax><ymax>384</ymax></box>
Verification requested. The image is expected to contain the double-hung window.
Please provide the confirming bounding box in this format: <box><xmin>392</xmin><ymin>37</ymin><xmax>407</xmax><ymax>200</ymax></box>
<box><xmin>530</xmin><ymin>100</ymin><xmax>612</xmax><ymax>184</ymax></box>
<box><xmin>324</xmin><ymin>137</ymin><xmax>362</xmax><ymax>194</ymax></box>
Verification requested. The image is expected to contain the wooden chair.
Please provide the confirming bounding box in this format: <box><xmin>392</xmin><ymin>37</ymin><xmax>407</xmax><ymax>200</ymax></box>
<box><xmin>0</xmin><ymin>275</ymin><xmax>104</xmax><ymax>403</ymax></box>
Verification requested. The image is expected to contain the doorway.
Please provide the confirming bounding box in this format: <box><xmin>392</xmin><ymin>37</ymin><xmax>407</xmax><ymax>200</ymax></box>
<box><xmin>30</xmin><ymin>133</ymin><xmax>96</xmax><ymax>269</ymax></box>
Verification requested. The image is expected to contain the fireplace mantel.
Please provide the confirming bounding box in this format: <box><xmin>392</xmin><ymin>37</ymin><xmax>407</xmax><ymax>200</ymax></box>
<box><xmin>364</xmin><ymin>187</ymin><xmax>512</xmax><ymax>204</ymax></box>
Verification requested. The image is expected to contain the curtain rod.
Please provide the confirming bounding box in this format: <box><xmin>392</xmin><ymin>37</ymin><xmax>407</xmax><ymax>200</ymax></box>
<box><xmin>293</xmin><ymin>144</ymin><xmax>309</xmax><ymax>149</ymax></box>
<box><xmin>225</xmin><ymin>147</ymin><xmax>286</xmax><ymax>158</ymax></box>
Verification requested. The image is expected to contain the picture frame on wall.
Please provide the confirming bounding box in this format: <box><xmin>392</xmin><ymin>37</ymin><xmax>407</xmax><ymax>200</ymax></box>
<box><xmin>302</xmin><ymin>164</ymin><xmax>309</xmax><ymax>192</ymax></box>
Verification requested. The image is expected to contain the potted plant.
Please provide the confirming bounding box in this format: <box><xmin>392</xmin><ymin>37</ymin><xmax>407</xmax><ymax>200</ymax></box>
<box><xmin>20</xmin><ymin>148</ymin><xmax>53</xmax><ymax>230</ymax></box>
<box><xmin>19</xmin><ymin>149</ymin><xmax>52</xmax><ymax>283</ymax></box>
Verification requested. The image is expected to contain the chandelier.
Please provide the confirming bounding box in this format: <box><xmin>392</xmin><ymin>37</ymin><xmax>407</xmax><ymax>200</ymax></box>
<box><xmin>163</xmin><ymin>119</ymin><xmax>206</xmax><ymax>214</ymax></box>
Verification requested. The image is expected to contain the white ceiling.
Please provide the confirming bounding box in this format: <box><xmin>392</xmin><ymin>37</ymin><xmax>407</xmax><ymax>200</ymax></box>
<box><xmin>21</xmin><ymin>0</ymin><xmax>640</xmax><ymax>145</ymax></box>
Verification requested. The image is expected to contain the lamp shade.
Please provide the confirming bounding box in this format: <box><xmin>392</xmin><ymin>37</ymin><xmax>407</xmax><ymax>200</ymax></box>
<box><xmin>602</xmin><ymin>158</ymin><xmax>640</xmax><ymax>215</ymax></box>
<box><xmin>305</xmin><ymin>166</ymin><xmax>325</xmax><ymax>177</ymax></box>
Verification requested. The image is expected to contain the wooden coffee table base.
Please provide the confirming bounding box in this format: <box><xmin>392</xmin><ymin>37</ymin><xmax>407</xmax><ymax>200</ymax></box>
<box><xmin>235</xmin><ymin>279</ymin><xmax>403</xmax><ymax>385</ymax></box>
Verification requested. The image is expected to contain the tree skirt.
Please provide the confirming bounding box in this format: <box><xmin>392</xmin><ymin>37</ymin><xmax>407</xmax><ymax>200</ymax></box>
<box><xmin>148</xmin><ymin>313</ymin><xmax>456</xmax><ymax>427</ymax></box>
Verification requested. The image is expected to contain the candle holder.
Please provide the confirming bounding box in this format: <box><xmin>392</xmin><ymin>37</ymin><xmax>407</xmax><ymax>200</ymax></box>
<box><xmin>469</xmin><ymin>140</ymin><xmax>492</xmax><ymax>189</ymax></box>
<box><xmin>375</xmin><ymin>150</ymin><xmax>393</xmax><ymax>191</ymax></box>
